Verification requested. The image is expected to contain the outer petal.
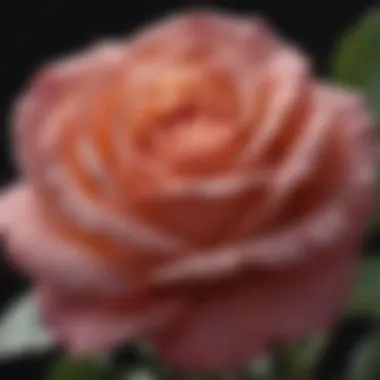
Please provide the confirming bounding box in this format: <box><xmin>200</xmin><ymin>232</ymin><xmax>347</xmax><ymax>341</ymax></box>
<box><xmin>36</xmin><ymin>286</ymin><xmax>188</xmax><ymax>354</ymax></box>
<box><xmin>0</xmin><ymin>182</ymin><xmax>129</xmax><ymax>295</ymax></box>
<box><xmin>13</xmin><ymin>40</ymin><xmax>126</xmax><ymax>180</ymax></box>
<box><xmin>152</xmin><ymin>237</ymin><xmax>358</xmax><ymax>372</ymax></box>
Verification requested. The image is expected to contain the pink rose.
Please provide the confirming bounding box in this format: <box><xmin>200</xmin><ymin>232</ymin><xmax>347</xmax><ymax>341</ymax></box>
<box><xmin>0</xmin><ymin>10</ymin><xmax>376</xmax><ymax>371</ymax></box>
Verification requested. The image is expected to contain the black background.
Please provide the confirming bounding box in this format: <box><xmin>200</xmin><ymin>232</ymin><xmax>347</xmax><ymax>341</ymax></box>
<box><xmin>0</xmin><ymin>0</ymin><xmax>377</xmax><ymax>379</ymax></box>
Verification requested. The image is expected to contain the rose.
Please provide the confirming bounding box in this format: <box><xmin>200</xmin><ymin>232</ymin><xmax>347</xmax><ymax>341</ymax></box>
<box><xmin>0</xmin><ymin>10</ymin><xmax>376</xmax><ymax>372</ymax></box>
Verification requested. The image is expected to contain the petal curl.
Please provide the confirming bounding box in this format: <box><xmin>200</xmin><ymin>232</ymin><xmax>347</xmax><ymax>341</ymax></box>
<box><xmin>0</xmin><ymin>182</ymin><xmax>129</xmax><ymax>295</ymax></box>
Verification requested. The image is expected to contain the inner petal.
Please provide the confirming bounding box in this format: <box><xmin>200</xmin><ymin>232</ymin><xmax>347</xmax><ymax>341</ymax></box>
<box><xmin>152</xmin><ymin>118</ymin><xmax>244</xmax><ymax>176</ymax></box>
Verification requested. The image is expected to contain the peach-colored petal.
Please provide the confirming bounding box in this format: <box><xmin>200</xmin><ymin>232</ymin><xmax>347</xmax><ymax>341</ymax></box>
<box><xmin>0</xmin><ymin>183</ymin><xmax>129</xmax><ymax>295</ymax></box>
<box><xmin>12</xmin><ymin>40</ymin><xmax>126</xmax><ymax>180</ymax></box>
<box><xmin>153</xmin><ymin>239</ymin><xmax>358</xmax><ymax>371</ymax></box>
<box><xmin>36</xmin><ymin>286</ymin><xmax>187</xmax><ymax>354</ymax></box>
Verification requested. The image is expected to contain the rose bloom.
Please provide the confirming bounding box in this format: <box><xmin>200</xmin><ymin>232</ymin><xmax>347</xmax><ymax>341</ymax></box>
<box><xmin>0</xmin><ymin>10</ymin><xmax>376</xmax><ymax>372</ymax></box>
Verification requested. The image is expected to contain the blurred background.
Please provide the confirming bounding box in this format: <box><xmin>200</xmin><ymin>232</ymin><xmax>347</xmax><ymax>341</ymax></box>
<box><xmin>0</xmin><ymin>0</ymin><xmax>377</xmax><ymax>379</ymax></box>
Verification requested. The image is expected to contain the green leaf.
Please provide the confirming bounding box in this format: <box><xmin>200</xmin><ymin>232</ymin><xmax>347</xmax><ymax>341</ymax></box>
<box><xmin>370</xmin><ymin>173</ymin><xmax>380</xmax><ymax>233</ymax></box>
<box><xmin>47</xmin><ymin>357</ymin><xmax>118</xmax><ymax>380</ymax></box>
<box><xmin>121</xmin><ymin>367</ymin><xmax>157</xmax><ymax>380</ymax></box>
<box><xmin>0</xmin><ymin>292</ymin><xmax>53</xmax><ymax>361</ymax></box>
<box><xmin>347</xmin><ymin>333</ymin><xmax>380</xmax><ymax>380</ymax></box>
<box><xmin>331</xmin><ymin>9</ymin><xmax>380</xmax><ymax>231</ymax></box>
<box><xmin>366</xmin><ymin>66</ymin><xmax>380</xmax><ymax>123</ymax></box>
<box><xmin>347</xmin><ymin>257</ymin><xmax>380</xmax><ymax>317</ymax></box>
<box><xmin>248</xmin><ymin>355</ymin><xmax>276</xmax><ymax>379</ymax></box>
<box><xmin>331</xmin><ymin>8</ymin><xmax>380</xmax><ymax>95</ymax></box>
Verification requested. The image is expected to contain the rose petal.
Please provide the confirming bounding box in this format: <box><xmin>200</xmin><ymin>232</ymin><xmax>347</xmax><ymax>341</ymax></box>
<box><xmin>153</xmin><ymin>286</ymin><xmax>268</xmax><ymax>372</ymax></box>
<box><xmin>153</xmin><ymin>239</ymin><xmax>357</xmax><ymax>371</ymax></box>
<box><xmin>36</xmin><ymin>285</ymin><xmax>187</xmax><ymax>354</ymax></box>
<box><xmin>13</xmin><ymin>40</ymin><xmax>125</xmax><ymax>179</ymax></box>
<box><xmin>0</xmin><ymin>182</ymin><xmax>129</xmax><ymax>295</ymax></box>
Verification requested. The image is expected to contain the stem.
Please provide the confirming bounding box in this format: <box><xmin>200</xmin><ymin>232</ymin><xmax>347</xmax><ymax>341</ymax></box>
<box><xmin>274</xmin><ymin>345</ymin><xmax>311</xmax><ymax>380</ymax></box>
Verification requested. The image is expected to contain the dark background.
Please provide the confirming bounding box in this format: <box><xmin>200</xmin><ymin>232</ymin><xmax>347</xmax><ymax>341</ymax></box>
<box><xmin>0</xmin><ymin>0</ymin><xmax>377</xmax><ymax>379</ymax></box>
